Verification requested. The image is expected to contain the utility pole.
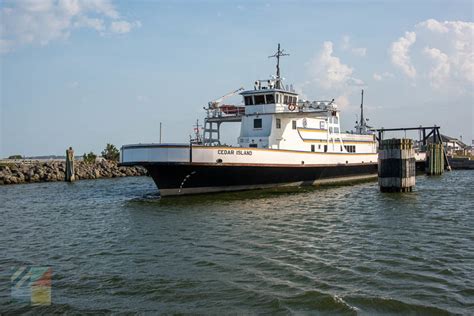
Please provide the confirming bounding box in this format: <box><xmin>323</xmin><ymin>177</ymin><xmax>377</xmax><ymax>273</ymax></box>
<box><xmin>159</xmin><ymin>122</ymin><xmax>162</xmax><ymax>144</ymax></box>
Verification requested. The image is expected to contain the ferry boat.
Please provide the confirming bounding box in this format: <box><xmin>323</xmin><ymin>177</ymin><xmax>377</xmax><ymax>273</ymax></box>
<box><xmin>120</xmin><ymin>45</ymin><xmax>378</xmax><ymax>196</ymax></box>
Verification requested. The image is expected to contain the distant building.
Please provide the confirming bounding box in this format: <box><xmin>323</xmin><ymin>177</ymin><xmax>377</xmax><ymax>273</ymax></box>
<box><xmin>467</xmin><ymin>145</ymin><xmax>474</xmax><ymax>156</ymax></box>
<box><xmin>428</xmin><ymin>134</ymin><xmax>468</xmax><ymax>156</ymax></box>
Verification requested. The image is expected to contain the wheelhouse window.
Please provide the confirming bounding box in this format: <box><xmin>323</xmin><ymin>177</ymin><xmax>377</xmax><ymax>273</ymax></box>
<box><xmin>254</xmin><ymin>118</ymin><xmax>262</xmax><ymax>129</ymax></box>
<box><xmin>265</xmin><ymin>94</ymin><xmax>275</xmax><ymax>104</ymax></box>
<box><xmin>254</xmin><ymin>95</ymin><xmax>265</xmax><ymax>105</ymax></box>
<box><xmin>284</xmin><ymin>95</ymin><xmax>289</xmax><ymax>104</ymax></box>
<box><xmin>292</xmin><ymin>120</ymin><xmax>297</xmax><ymax>129</ymax></box>
<box><xmin>244</xmin><ymin>96</ymin><xmax>254</xmax><ymax>105</ymax></box>
<box><xmin>276</xmin><ymin>118</ymin><xmax>281</xmax><ymax>129</ymax></box>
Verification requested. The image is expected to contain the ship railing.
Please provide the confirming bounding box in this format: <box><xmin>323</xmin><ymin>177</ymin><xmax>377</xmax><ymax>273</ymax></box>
<box><xmin>206</xmin><ymin>105</ymin><xmax>245</xmax><ymax>119</ymax></box>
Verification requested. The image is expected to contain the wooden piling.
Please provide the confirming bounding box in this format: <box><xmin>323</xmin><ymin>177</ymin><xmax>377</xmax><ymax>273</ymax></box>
<box><xmin>378</xmin><ymin>139</ymin><xmax>416</xmax><ymax>192</ymax></box>
<box><xmin>65</xmin><ymin>147</ymin><xmax>75</xmax><ymax>182</ymax></box>
<box><xmin>426</xmin><ymin>143</ymin><xmax>444</xmax><ymax>175</ymax></box>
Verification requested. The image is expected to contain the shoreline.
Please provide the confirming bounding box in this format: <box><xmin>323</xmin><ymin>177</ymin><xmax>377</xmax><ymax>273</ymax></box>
<box><xmin>0</xmin><ymin>160</ymin><xmax>146</xmax><ymax>185</ymax></box>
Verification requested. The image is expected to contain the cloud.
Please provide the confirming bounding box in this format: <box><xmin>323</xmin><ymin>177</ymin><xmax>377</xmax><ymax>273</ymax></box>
<box><xmin>110</xmin><ymin>20</ymin><xmax>141</xmax><ymax>34</ymax></box>
<box><xmin>390</xmin><ymin>31</ymin><xmax>417</xmax><ymax>78</ymax></box>
<box><xmin>302</xmin><ymin>41</ymin><xmax>366</xmax><ymax>111</ymax></box>
<box><xmin>341</xmin><ymin>35</ymin><xmax>367</xmax><ymax>57</ymax></box>
<box><xmin>335</xmin><ymin>95</ymin><xmax>350</xmax><ymax>108</ymax></box>
<box><xmin>417</xmin><ymin>19</ymin><xmax>449</xmax><ymax>33</ymax></box>
<box><xmin>423</xmin><ymin>47</ymin><xmax>450</xmax><ymax>88</ymax></box>
<box><xmin>0</xmin><ymin>0</ymin><xmax>140</xmax><ymax>53</ymax></box>
<box><xmin>309</xmin><ymin>41</ymin><xmax>364</xmax><ymax>90</ymax></box>
<box><xmin>373</xmin><ymin>72</ymin><xmax>394</xmax><ymax>81</ymax></box>
<box><xmin>389</xmin><ymin>19</ymin><xmax>474</xmax><ymax>94</ymax></box>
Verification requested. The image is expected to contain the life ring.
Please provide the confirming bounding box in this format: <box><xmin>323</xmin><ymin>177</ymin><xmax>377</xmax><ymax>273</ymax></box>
<box><xmin>288</xmin><ymin>104</ymin><xmax>296</xmax><ymax>111</ymax></box>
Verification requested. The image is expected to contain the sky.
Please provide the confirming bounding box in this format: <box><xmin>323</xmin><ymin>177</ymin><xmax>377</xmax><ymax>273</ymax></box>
<box><xmin>0</xmin><ymin>0</ymin><xmax>473</xmax><ymax>157</ymax></box>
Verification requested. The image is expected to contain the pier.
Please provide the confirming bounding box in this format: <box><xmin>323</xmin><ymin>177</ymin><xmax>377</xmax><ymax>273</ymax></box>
<box><xmin>372</xmin><ymin>125</ymin><xmax>451</xmax><ymax>174</ymax></box>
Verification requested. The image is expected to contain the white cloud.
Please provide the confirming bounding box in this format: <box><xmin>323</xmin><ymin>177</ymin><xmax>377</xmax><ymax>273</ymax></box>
<box><xmin>309</xmin><ymin>41</ymin><xmax>364</xmax><ymax>90</ymax></box>
<box><xmin>417</xmin><ymin>19</ymin><xmax>449</xmax><ymax>33</ymax></box>
<box><xmin>302</xmin><ymin>41</ymin><xmax>365</xmax><ymax>111</ymax></box>
<box><xmin>341</xmin><ymin>35</ymin><xmax>367</xmax><ymax>57</ymax></box>
<box><xmin>418</xmin><ymin>20</ymin><xmax>473</xmax><ymax>85</ymax></box>
<box><xmin>390</xmin><ymin>31</ymin><xmax>417</xmax><ymax>78</ymax></box>
<box><xmin>373</xmin><ymin>72</ymin><xmax>394</xmax><ymax>81</ymax></box>
<box><xmin>0</xmin><ymin>0</ymin><xmax>140</xmax><ymax>53</ymax></box>
<box><xmin>75</xmin><ymin>16</ymin><xmax>105</xmax><ymax>32</ymax></box>
<box><xmin>423</xmin><ymin>47</ymin><xmax>450</xmax><ymax>88</ymax></box>
<box><xmin>335</xmin><ymin>95</ymin><xmax>350</xmax><ymax>108</ymax></box>
<box><xmin>110</xmin><ymin>20</ymin><xmax>141</xmax><ymax>34</ymax></box>
<box><xmin>390</xmin><ymin>19</ymin><xmax>474</xmax><ymax>93</ymax></box>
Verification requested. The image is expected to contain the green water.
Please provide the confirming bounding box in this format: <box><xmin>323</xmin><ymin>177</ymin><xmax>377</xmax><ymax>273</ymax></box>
<box><xmin>1</xmin><ymin>171</ymin><xmax>473</xmax><ymax>314</ymax></box>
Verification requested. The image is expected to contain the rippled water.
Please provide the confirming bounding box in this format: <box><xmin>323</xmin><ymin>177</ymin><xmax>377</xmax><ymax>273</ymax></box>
<box><xmin>1</xmin><ymin>171</ymin><xmax>473</xmax><ymax>315</ymax></box>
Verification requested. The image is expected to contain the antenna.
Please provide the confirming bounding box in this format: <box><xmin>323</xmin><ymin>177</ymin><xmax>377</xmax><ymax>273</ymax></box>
<box><xmin>192</xmin><ymin>119</ymin><xmax>202</xmax><ymax>144</ymax></box>
<box><xmin>268</xmin><ymin>43</ymin><xmax>289</xmax><ymax>89</ymax></box>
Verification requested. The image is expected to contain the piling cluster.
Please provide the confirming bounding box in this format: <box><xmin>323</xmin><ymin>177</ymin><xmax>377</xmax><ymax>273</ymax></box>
<box><xmin>378</xmin><ymin>138</ymin><xmax>416</xmax><ymax>193</ymax></box>
<box><xmin>0</xmin><ymin>160</ymin><xmax>146</xmax><ymax>185</ymax></box>
<box><xmin>426</xmin><ymin>143</ymin><xmax>444</xmax><ymax>175</ymax></box>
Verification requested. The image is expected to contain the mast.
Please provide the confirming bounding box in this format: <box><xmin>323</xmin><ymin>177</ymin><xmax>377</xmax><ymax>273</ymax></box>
<box><xmin>268</xmin><ymin>43</ymin><xmax>289</xmax><ymax>89</ymax></box>
<box><xmin>360</xmin><ymin>89</ymin><xmax>364</xmax><ymax>130</ymax></box>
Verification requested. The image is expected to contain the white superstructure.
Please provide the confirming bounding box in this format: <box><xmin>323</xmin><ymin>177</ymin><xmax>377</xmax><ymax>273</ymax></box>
<box><xmin>236</xmin><ymin>80</ymin><xmax>376</xmax><ymax>155</ymax></box>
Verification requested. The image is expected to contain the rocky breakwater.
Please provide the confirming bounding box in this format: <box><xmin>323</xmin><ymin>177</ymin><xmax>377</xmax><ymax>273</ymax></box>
<box><xmin>0</xmin><ymin>160</ymin><xmax>147</xmax><ymax>185</ymax></box>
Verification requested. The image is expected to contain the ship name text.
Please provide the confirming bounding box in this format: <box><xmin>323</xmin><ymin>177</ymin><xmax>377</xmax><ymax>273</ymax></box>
<box><xmin>217</xmin><ymin>149</ymin><xmax>253</xmax><ymax>156</ymax></box>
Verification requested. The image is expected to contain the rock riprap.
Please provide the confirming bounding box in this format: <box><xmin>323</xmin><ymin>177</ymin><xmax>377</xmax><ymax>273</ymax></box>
<box><xmin>0</xmin><ymin>160</ymin><xmax>146</xmax><ymax>185</ymax></box>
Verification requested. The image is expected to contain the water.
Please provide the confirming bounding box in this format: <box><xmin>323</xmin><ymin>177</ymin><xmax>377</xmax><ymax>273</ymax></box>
<box><xmin>1</xmin><ymin>171</ymin><xmax>473</xmax><ymax>315</ymax></box>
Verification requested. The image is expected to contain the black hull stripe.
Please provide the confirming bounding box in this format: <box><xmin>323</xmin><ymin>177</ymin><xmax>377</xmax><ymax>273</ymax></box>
<box><xmin>145</xmin><ymin>163</ymin><xmax>378</xmax><ymax>193</ymax></box>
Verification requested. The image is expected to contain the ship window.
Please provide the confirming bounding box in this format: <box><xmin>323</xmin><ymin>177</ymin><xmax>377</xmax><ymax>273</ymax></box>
<box><xmin>276</xmin><ymin>118</ymin><xmax>281</xmax><ymax>129</ymax></box>
<box><xmin>324</xmin><ymin>145</ymin><xmax>328</xmax><ymax>152</ymax></box>
<box><xmin>318</xmin><ymin>145</ymin><xmax>321</xmax><ymax>149</ymax></box>
<box><xmin>254</xmin><ymin>95</ymin><xmax>265</xmax><ymax>105</ymax></box>
<box><xmin>284</xmin><ymin>95</ymin><xmax>289</xmax><ymax>104</ymax></box>
<box><xmin>311</xmin><ymin>145</ymin><xmax>315</xmax><ymax>152</ymax></box>
<box><xmin>254</xmin><ymin>118</ymin><xmax>262</xmax><ymax>129</ymax></box>
<box><xmin>249</xmin><ymin>144</ymin><xmax>258</xmax><ymax>148</ymax></box>
<box><xmin>344</xmin><ymin>145</ymin><xmax>356</xmax><ymax>153</ymax></box>
<box><xmin>292</xmin><ymin>120</ymin><xmax>297</xmax><ymax>129</ymax></box>
<box><xmin>265</xmin><ymin>94</ymin><xmax>275</xmax><ymax>104</ymax></box>
<box><xmin>334</xmin><ymin>127</ymin><xmax>340</xmax><ymax>133</ymax></box>
<box><xmin>329</xmin><ymin>127</ymin><xmax>333</xmax><ymax>133</ymax></box>
<box><xmin>244</xmin><ymin>96</ymin><xmax>253</xmax><ymax>105</ymax></box>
